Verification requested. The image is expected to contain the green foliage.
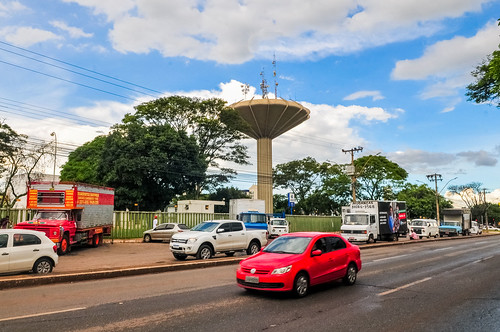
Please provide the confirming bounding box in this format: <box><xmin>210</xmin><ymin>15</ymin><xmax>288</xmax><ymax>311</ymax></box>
<box><xmin>60</xmin><ymin>136</ymin><xmax>106</xmax><ymax>183</ymax></box>
<box><xmin>354</xmin><ymin>155</ymin><xmax>408</xmax><ymax>200</ymax></box>
<box><xmin>397</xmin><ymin>183</ymin><xmax>452</xmax><ymax>219</ymax></box>
<box><xmin>132</xmin><ymin>96</ymin><xmax>250</xmax><ymax>194</ymax></box>
<box><xmin>466</xmin><ymin>42</ymin><xmax>500</xmax><ymax>108</ymax></box>
<box><xmin>97</xmin><ymin>120</ymin><xmax>206</xmax><ymax>211</ymax></box>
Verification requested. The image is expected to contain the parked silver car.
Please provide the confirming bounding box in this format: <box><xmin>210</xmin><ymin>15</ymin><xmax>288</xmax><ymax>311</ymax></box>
<box><xmin>0</xmin><ymin>229</ymin><xmax>59</xmax><ymax>275</ymax></box>
<box><xmin>143</xmin><ymin>223</ymin><xmax>189</xmax><ymax>243</ymax></box>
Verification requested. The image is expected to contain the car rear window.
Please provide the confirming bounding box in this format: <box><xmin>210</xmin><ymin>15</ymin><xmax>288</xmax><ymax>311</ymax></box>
<box><xmin>14</xmin><ymin>233</ymin><xmax>42</xmax><ymax>246</ymax></box>
<box><xmin>178</xmin><ymin>224</ymin><xmax>189</xmax><ymax>230</ymax></box>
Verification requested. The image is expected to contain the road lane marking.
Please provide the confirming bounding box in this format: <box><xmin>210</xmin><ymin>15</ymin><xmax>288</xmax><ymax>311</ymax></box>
<box><xmin>378</xmin><ymin>277</ymin><xmax>432</xmax><ymax>296</ymax></box>
<box><xmin>433</xmin><ymin>247</ymin><xmax>454</xmax><ymax>252</ymax></box>
<box><xmin>0</xmin><ymin>307</ymin><xmax>87</xmax><ymax>322</ymax></box>
<box><xmin>473</xmin><ymin>256</ymin><xmax>494</xmax><ymax>264</ymax></box>
<box><xmin>372</xmin><ymin>254</ymin><xmax>409</xmax><ymax>262</ymax></box>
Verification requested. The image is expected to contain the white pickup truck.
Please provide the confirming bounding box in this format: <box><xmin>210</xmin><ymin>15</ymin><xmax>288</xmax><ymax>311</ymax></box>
<box><xmin>169</xmin><ymin>220</ymin><xmax>268</xmax><ymax>260</ymax></box>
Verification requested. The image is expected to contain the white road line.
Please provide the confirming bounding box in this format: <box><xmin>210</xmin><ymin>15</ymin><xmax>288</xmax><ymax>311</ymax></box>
<box><xmin>0</xmin><ymin>307</ymin><xmax>87</xmax><ymax>322</ymax></box>
<box><xmin>473</xmin><ymin>256</ymin><xmax>494</xmax><ymax>264</ymax></box>
<box><xmin>433</xmin><ymin>247</ymin><xmax>454</xmax><ymax>252</ymax></box>
<box><xmin>372</xmin><ymin>254</ymin><xmax>409</xmax><ymax>262</ymax></box>
<box><xmin>378</xmin><ymin>277</ymin><xmax>432</xmax><ymax>296</ymax></box>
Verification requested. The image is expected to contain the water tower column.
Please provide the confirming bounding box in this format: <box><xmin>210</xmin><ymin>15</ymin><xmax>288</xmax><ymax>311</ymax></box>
<box><xmin>257</xmin><ymin>137</ymin><xmax>273</xmax><ymax>214</ymax></box>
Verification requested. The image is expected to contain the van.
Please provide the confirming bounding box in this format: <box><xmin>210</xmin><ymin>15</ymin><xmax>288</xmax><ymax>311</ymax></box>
<box><xmin>268</xmin><ymin>218</ymin><xmax>289</xmax><ymax>238</ymax></box>
<box><xmin>410</xmin><ymin>219</ymin><xmax>439</xmax><ymax>239</ymax></box>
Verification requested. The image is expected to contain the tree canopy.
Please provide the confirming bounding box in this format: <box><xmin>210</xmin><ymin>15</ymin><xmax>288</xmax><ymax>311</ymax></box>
<box><xmin>465</xmin><ymin>19</ymin><xmax>500</xmax><ymax>108</ymax></box>
<box><xmin>397</xmin><ymin>183</ymin><xmax>452</xmax><ymax>219</ymax></box>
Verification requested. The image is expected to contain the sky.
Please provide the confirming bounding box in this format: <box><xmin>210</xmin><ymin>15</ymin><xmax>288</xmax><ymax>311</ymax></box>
<box><xmin>1</xmin><ymin>0</ymin><xmax>500</xmax><ymax>204</ymax></box>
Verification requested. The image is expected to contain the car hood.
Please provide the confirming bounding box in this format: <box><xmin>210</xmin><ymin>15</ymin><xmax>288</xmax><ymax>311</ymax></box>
<box><xmin>240</xmin><ymin>252</ymin><xmax>304</xmax><ymax>268</ymax></box>
<box><xmin>171</xmin><ymin>231</ymin><xmax>205</xmax><ymax>240</ymax></box>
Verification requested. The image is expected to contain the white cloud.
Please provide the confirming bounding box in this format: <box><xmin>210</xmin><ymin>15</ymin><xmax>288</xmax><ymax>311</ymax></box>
<box><xmin>344</xmin><ymin>90</ymin><xmax>385</xmax><ymax>101</ymax></box>
<box><xmin>50</xmin><ymin>21</ymin><xmax>93</xmax><ymax>39</ymax></box>
<box><xmin>63</xmin><ymin>0</ymin><xmax>494</xmax><ymax>64</ymax></box>
<box><xmin>0</xmin><ymin>1</ymin><xmax>27</xmax><ymax>17</ymax></box>
<box><xmin>0</xmin><ymin>26</ymin><xmax>62</xmax><ymax>47</ymax></box>
<box><xmin>392</xmin><ymin>21</ymin><xmax>500</xmax><ymax>99</ymax></box>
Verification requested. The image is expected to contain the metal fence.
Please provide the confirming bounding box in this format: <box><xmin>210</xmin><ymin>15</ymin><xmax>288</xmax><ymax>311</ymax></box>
<box><xmin>0</xmin><ymin>208</ymin><xmax>341</xmax><ymax>238</ymax></box>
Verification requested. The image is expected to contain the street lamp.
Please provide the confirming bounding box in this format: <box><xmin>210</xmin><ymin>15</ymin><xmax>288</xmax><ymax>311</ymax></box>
<box><xmin>50</xmin><ymin>132</ymin><xmax>57</xmax><ymax>189</ymax></box>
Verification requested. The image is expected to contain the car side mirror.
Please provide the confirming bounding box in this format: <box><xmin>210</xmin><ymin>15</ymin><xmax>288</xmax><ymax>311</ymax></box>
<box><xmin>311</xmin><ymin>249</ymin><xmax>322</xmax><ymax>257</ymax></box>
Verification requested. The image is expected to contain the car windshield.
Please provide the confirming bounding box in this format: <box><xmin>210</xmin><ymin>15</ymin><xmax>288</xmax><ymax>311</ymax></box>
<box><xmin>344</xmin><ymin>215</ymin><xmax>369</xmax><ymax>225</ymax></box>
<box><xmin>191</xmin><ymin>222</ymin><xmax>219</xmax><ymax>232</ymax></box>
<box><xmin>263</xmin><ymin>236</ymin><xmax>312</xmax><ymax>254</ymax></box>
<box><xmin>270</xmin><ymin>219</ymin><xmax>287</xmax><ymax>226</ymax></box>
<box><xmin>412</xmin><ymin>220</ymin><xmax>425</xmax><ymax>226</ymax></box>
<box><xmin>443</xmin><ymin>221</ymin><xmax>460</xmax><ymax>226</ymax></box>
<box><xmin>35</xmin><ymin>211</ymin><xmax>68</xmax><ymax>220</ymax></box>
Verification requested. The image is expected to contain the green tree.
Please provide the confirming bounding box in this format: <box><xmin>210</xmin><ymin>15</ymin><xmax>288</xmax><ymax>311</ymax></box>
<box><xmin>273</xmin><ymin>157</ymin><xmax>322</xmax><ymax>214</ymax></box>
<box><xmin>60</xmin><ymin>135</ymin><xmax>106</xmax><ymax>184</ymax></box>
<box><xmin>466</xmin><ymin>20</ymin><xmax>500</xmax><ymax>108</ymax></box>
<box><xmin>397</xmin><ymin>183</ymin><xmax>452</xmax><ymax>219</ymax></box>
<box><xmin>132</xmin><ymin>96</ymin><xmax>250</xmax><ymax>195</ymax></box>
<box><xmin>97</xmin><ymin>119</ymin><xmax>206</xmax><ymax>211</ymax></box>
<box><xmin>354</xmin><ymin>155</ymin><xmax>408</xmax><ymax>200</ymax></box>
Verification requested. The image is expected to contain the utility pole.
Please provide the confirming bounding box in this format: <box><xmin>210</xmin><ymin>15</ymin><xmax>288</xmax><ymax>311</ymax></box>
<box><xmin>342</xmin><ymin>146</ymin><xmax>363</xmax><ymax>202</ymax></box>
<box><xmin>427</xmin><ymin>173</ymin><xmax>442</xmax><ymax>223</ymax></box>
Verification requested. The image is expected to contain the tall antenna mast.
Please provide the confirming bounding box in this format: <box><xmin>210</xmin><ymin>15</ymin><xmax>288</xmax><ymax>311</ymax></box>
<box><xmin>241</xmin><ymin>83</ymin><xmax>250</xmax><ymax>99</ymax></box>
<box><xmin>260</xmin><ymin>69</ymin><xmax>269</xmax><ymax>99</ymax></box>
<box><xmin>272</xmin><ymin>53</ymin><xmax>278</xmax><ymax>99</ymax></box>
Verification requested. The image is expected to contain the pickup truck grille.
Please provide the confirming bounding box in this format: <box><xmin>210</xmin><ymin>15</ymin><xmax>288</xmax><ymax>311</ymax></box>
<box><xmin>171</xmin><ymin>238</ymin><xmax>188</xmax><ymax>244</ymax></box>
<box><xmin>241</xmin><ymin>267</ymin><xmax>271</xmax><ymax>275</ymax></box>
<box><xmin>342</xmin><ymin>230</ymin><xmax>365</xmax><ymax>234</ymax></box>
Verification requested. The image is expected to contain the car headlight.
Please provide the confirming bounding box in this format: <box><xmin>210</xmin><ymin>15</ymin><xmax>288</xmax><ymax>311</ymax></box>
<box><xmin>271</xmin><ymin>265</ymin><xmax>292</xmax><ymax>275</ymax></box>
<box><xmin>188</xmin><ymin>238</ymin><xmax>198</xmax><ymax>243</ymax></box>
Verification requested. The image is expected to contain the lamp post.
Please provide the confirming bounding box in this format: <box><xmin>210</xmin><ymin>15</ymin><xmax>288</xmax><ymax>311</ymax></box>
<box><xmin>50</xmin><ymin>132</ymin><xmax>57</xmax><ymax>189</ymax></box>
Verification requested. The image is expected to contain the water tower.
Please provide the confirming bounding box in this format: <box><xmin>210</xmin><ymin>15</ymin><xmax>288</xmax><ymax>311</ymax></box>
<box><xmin>230</xmin><ymin>97</ymin><xmax>310</xmax><ymax>213</ymax></box>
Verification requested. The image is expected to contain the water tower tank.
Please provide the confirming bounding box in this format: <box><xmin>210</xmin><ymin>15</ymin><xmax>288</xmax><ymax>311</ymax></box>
<box><xmin>230</xmin><ymin>98</ymin><xmax>310</xmax><ymax>213</ymax></box>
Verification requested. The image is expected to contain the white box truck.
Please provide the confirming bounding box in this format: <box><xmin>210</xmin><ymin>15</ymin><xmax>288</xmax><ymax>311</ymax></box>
<box><xmin>341</xmin><ymin>200</ymin><xmax>408</xmax><ymax>243</ymax></box>
<box><xmin>229</xmin><ymin>199</ymin><xmax>268</xmax><ymax>231</ymax></box>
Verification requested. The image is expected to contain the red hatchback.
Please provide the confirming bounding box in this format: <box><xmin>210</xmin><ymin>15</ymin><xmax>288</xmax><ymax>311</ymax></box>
<box><xmin>236</xmin><ymin>232</ymin><xmax>361</xmax><ymax>297</ymax></box>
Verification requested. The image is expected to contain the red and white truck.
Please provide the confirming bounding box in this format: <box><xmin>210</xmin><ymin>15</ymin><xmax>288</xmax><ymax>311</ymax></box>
<box><xmin>14</xmin><ymin>182</ymin><xmax>114</xmax><ymax>255</ymax></box>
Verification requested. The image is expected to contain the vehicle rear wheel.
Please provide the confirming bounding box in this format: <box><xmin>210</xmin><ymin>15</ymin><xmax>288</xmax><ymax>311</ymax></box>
<box><xmin>92</xmin><ymin>234</ymin><xmax>102</xmax><ymax>247</ymax></box>
<box><xmin>173</xmin><ymin>253</ymin><xmax>187</xmax><ymax>261</ymax></box>
<box><xmin>293</xmin><ymin>272</ymin><xmax>309</xmax><ymax>297</ymax></box>
<box><xmin>196</xmin><ymin>244</ymin><xmax>212</xmax><ymax>260</ymax></box>
<box><xmin>58</xmin><ymin>235</ymin><xmax>70</xmax><ymax>255</ymax></box>
<box><xmin>33</xmin><ymin>258</ymin><xmax>53</xmax><ymax>274</ymax></box>
<box><xmin>143</xmin><ymin>234</ymin><xmax>152</xmax><ymax>243</ymax></box>
<box><xmin>343</xmin><ymin>263</ymin><xmax>358</xmax><ymax>286</ymax></box>
<box><xmin>246</xmin><ymin>241</ymin><xmax>260</xmax><ymax>255</ymax></box>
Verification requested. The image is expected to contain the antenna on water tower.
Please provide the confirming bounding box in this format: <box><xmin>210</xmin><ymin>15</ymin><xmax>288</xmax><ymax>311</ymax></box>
<box><xmin>272</xmin><ymin>53</ymin><xmax>278</xmax><ymax>99</ymax></box>
<box><xmin>260</xmin><ymin>69</ymin><xmax>269</xmax><ymax>99</ymax></box>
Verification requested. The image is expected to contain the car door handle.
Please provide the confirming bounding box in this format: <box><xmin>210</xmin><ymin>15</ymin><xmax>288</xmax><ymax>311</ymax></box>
<box><xmin>33</xmin><ymin>249</ymin><xmax>40</xmax><ymax>252</ymax></box>
<box><xmin>2</xmin><ymin>252</ymin><xmax>8</xmax><ymax>255</ymax></box>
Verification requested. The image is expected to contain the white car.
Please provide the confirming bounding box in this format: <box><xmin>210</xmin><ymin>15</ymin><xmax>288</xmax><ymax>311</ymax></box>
<box><xmin>268</xmin><ymin>218</ymin><xmax>289</xmax><ymax>238</ymax></box>
<box><xmin>410</xmin><ymin>219</ymin><xmax>439</xmax><ymax>239</ymax></box>
<box><xmin>0</xmin><ymin>229</ymin><xmax>59</xmax><ymax>275</ymax></box>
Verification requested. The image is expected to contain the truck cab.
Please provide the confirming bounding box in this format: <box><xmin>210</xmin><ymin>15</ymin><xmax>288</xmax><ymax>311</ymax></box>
<box><xmin>341</xmin><ymin>213</ymin><xmax>377</xmax><ymax>243</ymax></box>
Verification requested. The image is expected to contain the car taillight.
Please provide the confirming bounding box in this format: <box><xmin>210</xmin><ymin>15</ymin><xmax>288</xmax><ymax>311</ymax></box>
<box><xmin>178</xmin><ymin>230</ymin><xmax>183</xmax><ymax>232</ymax></box>
<box><xmin>363</xmin><ymin>230</ymin><xmax>367</xmax><ymax>234</ymax></box>
<box><xmin>53</xmin><ymin>245</ymin><xmax>58</xmax><ymax>253</ymax></box>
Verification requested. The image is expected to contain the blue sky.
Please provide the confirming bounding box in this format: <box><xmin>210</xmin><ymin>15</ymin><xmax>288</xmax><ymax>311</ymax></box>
<box><xmin>1</xmin><ymin>0</ymin><xmax>499</xmax><ymax>203</ymax></box>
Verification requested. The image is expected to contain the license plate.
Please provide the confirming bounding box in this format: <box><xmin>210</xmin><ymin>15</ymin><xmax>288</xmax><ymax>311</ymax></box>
<box><xmin>349</xmin><ymin>237</ymin><xmax>355</xmax><ymax>241</ymax></box>
<box><xmin>172</xmin><ymin>245</ymin><xmax>180</xmax><ymax>249</ymax></box>
<box><xmin>245</xmin><ymin>276</ymin><xmax>259</xmax><ymax>284</ymax></box>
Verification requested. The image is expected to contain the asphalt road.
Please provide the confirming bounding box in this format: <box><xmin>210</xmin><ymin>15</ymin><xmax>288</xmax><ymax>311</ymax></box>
<box><xmin>0</xmin><ymin>236</ymin><xmax>498</xmax><ymax>332</ymax></box>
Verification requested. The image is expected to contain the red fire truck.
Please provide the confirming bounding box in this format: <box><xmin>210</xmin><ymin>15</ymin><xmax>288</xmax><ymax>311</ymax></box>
<box><xmin>15</xmin><ymin>182</ymin><xmax>114</xmax><ymax>255</ymax></box>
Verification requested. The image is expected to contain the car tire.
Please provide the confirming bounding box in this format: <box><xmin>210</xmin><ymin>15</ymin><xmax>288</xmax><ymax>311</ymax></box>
<box><xmin>196</xmin><ymin>244</ymin><xmax>212</xmax><ymax>260</ymax></box>
<box><xmin>246</xmin><ymin>241</ymin><xmax>260</xmax><ymax>255</ymax></box>
<box><xmin>58</xmin><ymin>235</ymin><xmax>70</xmax><ymax>256</ymax></box>
<box><xmin>173</xmin><ymin>253</ymin><xmax>187</xmax><ymax>261</ymax></box>
<box><xmin>343</xmin><ymin>263</ymin><xmax>358</xmax><ymax>286</ymax></box>
<box><xmin>33</xmin><ymin>258</ymin><xmax>53</xmax><ymax>274</ymax></box>
<box><xmin>293</xmin><ymin>272</ymin><xmax>309</xmax><ymax>297</ymax></box>
<box><xmin>143</xmin><ymin>234</ymin><xmax>152</xmax><ymax>243</ymax></box>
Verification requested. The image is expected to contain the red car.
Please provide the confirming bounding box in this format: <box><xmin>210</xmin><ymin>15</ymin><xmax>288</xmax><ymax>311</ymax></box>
<box><xmin>236</xmin><ymin>232</ymin><xmax>362</xmax><ymax>297</ymax></box>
